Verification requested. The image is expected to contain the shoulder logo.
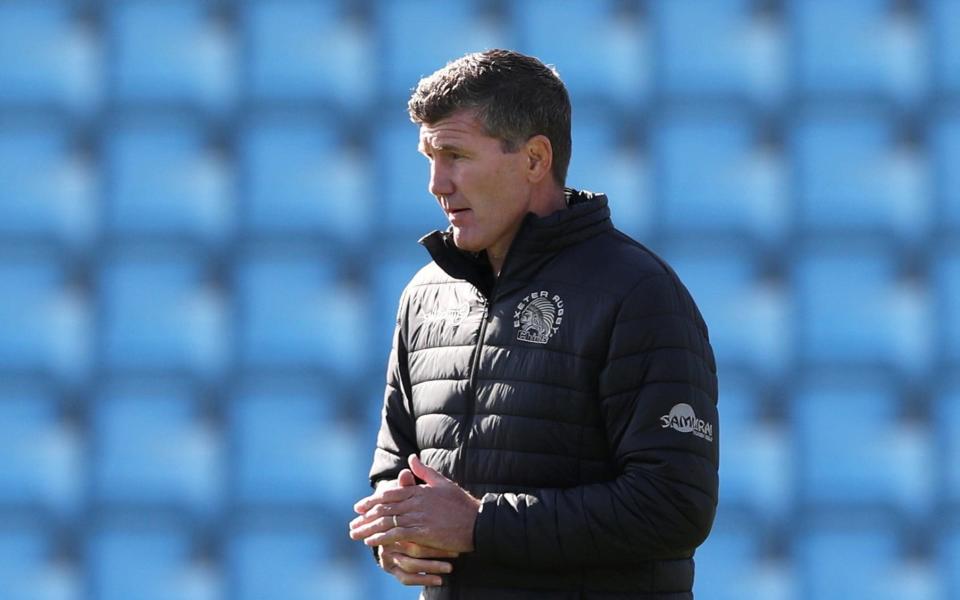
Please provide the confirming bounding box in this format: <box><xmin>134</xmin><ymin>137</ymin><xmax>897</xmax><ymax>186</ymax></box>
<box><xmin>513</xmin><ymin>290</ymin><xmax>564</xmax><ymax>344</ymax></box>
<box><xmin>660</xmin><ymin>403</ymin><xmax>714</xmax><ymax>442</ymax></box>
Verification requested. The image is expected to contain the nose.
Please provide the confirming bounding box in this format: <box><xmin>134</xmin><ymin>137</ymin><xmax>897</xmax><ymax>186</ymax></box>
<box><xmin>428</xmin><ymin>158</ymin><xmax>455</xmax><ymax>198</ymax></box>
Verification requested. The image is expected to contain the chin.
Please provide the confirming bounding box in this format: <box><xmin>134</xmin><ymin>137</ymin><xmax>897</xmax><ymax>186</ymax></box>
<box><xmin>451</xmin><ymin>230</ymin><xmax>486</xmax><ymax>253</ymax></box>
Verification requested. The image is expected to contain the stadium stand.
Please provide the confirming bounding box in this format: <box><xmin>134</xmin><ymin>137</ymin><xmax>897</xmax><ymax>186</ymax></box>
<box><xmin>651</xmin><ymin>0</ymin><xmax>786</xmax><ymax>106</ymax></box>
<box><xmin>652</xmin><ymin>107</ymin><xmax>788</xmax><ymax>246</ymax></box>
<box><xmin>662</xmin><ymin>241</ymin><xmax>791</xmax><ymax>381</ymax></box>
<box><xmin>109</xmin><ymin>1</ymin><xmax>235</xmax><ymax>113</ymax></box>
<box><xmin>238</xmin><ymin>112</ymin><xmax>372</xmax><ymax>244</ymax></box>
<box><xmin>792</xmin><ymin>107</ymin><xmax>931</xmax><ymax>245</ymax></box>
<box><xmin>377</xmin><ymin>0</ymin><xmax>511</xmax><ymax>100</ymax></box>
<box><xmin>104</xmin><ymin>117</ymin><xmax>233</xmax><ymax>249</ymax></box>
<box><xmin>933</xmin><ymin>109</ymin><xmax>960</xmax><ymax>233</ymax></box>
<box><xmin>0</xmin><ymin>520</ymin><xmax>81</xmax><ymax>600</ymax></box>
<box><xmin>693</xmin><ymin>514</ymin><xmax>793</xmax><ymax>600</ymax></box>
<box><xmin>243</xmin><ymin>1</ymin><xmax>375</xmax><ymax>110</ymax></box>
<box><xmin>792</xmin><ymin>0</ymin><xmax>927</xmax><ymax>105</ymax></box>
<box><xmin>89</xmin><ymin>520</ymin><xmax>219</xmax><ymax>600</ymax></box>
<box><xmin>793</xmin><ymin>374</ymin><xmax>934</xmax><ymax>518</ymax></box>
<box><xmin>796</xmin><ymin>517</ymin><xmax>940</xmax><ymax>600</ymax></box>
<box><xmin>92</xmin><ymin>379</ymin><xmax>222</xmax><ymax>520</ymax></box>
<box><xmin>514</xmin><ymin>0</ymin><xmax>650</xmax><ymax>108</ymax></box>
<box><xmin>793</xmin><ymin>241</ymin><xmax>932</xmax><ymax>379</ymax></box>
<box><xmin>0</xmin><ymin>2</ymin><xmax>99</xmax><ymax>115</ymax></box>
<box><xmin>99</xmin><ymin>248</ymin><xmax>228</xmax><ymax>382</ymax></box>
<box><xmin>0</xmin><ymin>119</ymin><xmax>97</xmax><ymax>253</ymax></box>
<box><xmin>0</xmin><ymin>0</ymin><xmax>957</xmax><ymax>596</ymax></box>
<box><xmin>0</xmin><ymin>383</ymin><xmax>82</xmax><ymax>519</ymax></box>
<box><xmin>0</xmin><ymin>249</ymin><xmax>91</xmax><ymax>388</ymax></box>
<box><xmin>230</xmin><ymin>379</ymin><xmax>367</xmax><ymax>511</ymax></box>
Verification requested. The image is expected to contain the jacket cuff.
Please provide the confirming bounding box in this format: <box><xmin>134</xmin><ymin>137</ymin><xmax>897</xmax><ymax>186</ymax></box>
<box><xmin>472</xmin><ymin>493</ymin><xmax>499</xmax><ymax>560</ymax></box>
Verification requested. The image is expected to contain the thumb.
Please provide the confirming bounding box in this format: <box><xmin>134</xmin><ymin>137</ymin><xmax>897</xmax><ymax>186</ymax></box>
<box><xmin>408</xmin><ymin>454</ymin><xmax>451</xmax><ymax>487</ymax></box>
<box><xmin>397</xmin><ymin>468</ymin><xmax>416</xmax><ymax>487</ymax></box>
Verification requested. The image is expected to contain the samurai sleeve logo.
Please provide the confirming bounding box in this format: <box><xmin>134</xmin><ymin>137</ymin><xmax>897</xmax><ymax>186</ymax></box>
<box><xmin>513</xmin><ymin>290</ymin><xmax>564</xmax><ymax>344</ymax></box>
<box><xmin>660</xmin><ymin>403</ymin><xmax>714</xmax><ymax>442</ymax></box>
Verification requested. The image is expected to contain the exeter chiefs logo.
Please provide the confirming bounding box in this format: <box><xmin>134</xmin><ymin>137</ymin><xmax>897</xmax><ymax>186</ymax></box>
<box><xmin>513</xmin><ymin>290</ymin><xmax>564</xmax><ymax>344</ymax></box>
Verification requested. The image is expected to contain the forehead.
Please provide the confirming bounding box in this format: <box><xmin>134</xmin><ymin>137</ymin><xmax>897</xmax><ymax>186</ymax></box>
<box><xmin>418</xmin><ymin>109</ymin><xmax>493</xmax><ymax>150</ymax></box>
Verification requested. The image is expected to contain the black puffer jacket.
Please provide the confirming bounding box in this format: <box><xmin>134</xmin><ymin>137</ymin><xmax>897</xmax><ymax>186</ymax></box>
<box><xmin>370</xmin><ymin>190</ymin><xmax>719</xmax><ymax>599</ymax></box>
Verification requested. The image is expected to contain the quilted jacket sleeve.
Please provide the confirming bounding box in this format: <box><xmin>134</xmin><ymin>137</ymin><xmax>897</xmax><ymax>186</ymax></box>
<box><xmin>368</xmin><ymin>293</ymin><xmax>419</xmax><ymax>487</ymax></box>
<box><xmin>472</xmin><ymin>272</ymin><xmax>719</xmax><ymax>568</ymax></box>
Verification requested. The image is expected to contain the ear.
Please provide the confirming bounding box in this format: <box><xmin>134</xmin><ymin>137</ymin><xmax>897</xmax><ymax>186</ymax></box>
<box><xmin>523</xmin><ymin>135</ymin><xmax>554</xmax><ymax>184</ymax></box>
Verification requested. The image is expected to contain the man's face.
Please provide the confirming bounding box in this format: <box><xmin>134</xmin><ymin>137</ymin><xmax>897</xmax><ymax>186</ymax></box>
<box><xmin>418</xmin><ymin>109</ymin><xmax>531</xmax><ymax>256</ymax></box>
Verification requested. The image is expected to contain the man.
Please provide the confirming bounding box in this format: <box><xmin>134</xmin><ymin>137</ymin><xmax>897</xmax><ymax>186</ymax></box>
<box><xmin>349</xmin><ymin>49</ymin><xmax>719</xmax><ymax>599</ymax></box>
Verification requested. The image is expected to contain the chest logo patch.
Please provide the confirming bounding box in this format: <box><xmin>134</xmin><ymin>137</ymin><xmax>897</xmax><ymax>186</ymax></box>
<box><xmin>420</xmin><ymin>301</ymin><xmax>470</xmax><ymax>327</ymax></box>
<box><xmin>514</xmin><ymin>290</ymin><xmax>564</xmax><ymax>344</ymax></box>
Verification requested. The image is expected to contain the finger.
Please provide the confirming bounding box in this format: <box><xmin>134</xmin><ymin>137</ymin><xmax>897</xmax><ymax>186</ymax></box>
<box><xmin>363</xmin><ymin>525</ymin><xmax>420</xmax><ymax>548</ymax></box>
<box><xmin>354</xmin><ymin>485</ymin><xmax>416</xmax><ymax>514</ymax></box>
<box><xmin>350</xmin><ymin>515</ymin><xmax>394</xmax><ymax>541</ymax></box>
<box><xmin>397</xmin><ymin>541</ymin><xmax>459</xmax><ymax>559</ymax></box>
<box><xmin>408</xmin><ymin>454</ymin><xmax>452</xmax><ymax>488</ymax></box>
<box><xmin>388</xmin><ymin>566</ymin><xmax>443</xmax><ymax>588</ymax></box>
<box><xmin>397</xmin><ymin>468</ymin><xmax>416</xmax><ymax>487</ymax></box>
<box><xmin>393</xmin><ymin>554</ymin><xmax>453</xmax><ymax>576</ymax></box>
<box><xmin>349</xmin><ymin>498</ymin><xmax>415</xmax><ymax>531</ymax></box>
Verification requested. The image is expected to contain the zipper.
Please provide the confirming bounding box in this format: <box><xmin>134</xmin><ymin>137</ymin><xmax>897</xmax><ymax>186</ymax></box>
<box><xmin>450</xmin><ymin>294</ymin><xmax>489</xmax><ymax>600</ymax></box>
<box><xmin>455</xmin><ymin>296</ymin><xmax>489</xmax><ymax>484</ymax></box>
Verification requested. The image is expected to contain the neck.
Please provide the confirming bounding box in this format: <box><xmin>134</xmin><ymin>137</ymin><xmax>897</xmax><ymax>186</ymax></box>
<box><xmin>488</xmin><ymin>185</ymin><xmax>567</xmax><ymax>277</ymax></box>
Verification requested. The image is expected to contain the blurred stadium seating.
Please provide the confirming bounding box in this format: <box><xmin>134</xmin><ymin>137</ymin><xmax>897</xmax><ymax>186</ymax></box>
<box><xmin>0</xmin><ymin>1</ymin><xmax>957</xmax><ymax>598</ymax></box>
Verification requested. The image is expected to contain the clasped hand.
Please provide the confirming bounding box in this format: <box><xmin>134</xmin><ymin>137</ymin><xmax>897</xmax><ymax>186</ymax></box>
<box><xmin>349</xmin><ymin>454</ymin><xmax>481</xmax><ymax>587</ymax></box>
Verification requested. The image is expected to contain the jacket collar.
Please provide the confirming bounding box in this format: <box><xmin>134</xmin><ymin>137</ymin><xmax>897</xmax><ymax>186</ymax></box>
<box><xmin>419</xmin><ymin>188</ymin><xmax>612</xmax><ymax>299</ymax></box>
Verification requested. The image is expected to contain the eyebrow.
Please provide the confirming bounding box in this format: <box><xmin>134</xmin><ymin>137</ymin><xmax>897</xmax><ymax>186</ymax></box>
<box><xmin>418</xmin><ymin>140</ymin><xmax>466</xmax><ymax>155</ymax></box>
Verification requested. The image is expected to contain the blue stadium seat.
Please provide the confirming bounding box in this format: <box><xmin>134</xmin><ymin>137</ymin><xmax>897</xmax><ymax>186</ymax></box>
<box><xmin>104</xmin><ymin>118</ymin><xmax>233</xmax><ymax>247</ymax></box>
<box><xmin>514</xmin><ymin>0</ymin><xmax>649</xmax><ymax>107</ymax></box>
<box><xmin>796</xmin><ymin>519</ymin><xmax>938</xmax><ymax>600</ymax></box>
<box><xmin>943</xmin><ymin>526</ymin><xmax>960</xmax><ymax>600</ymax></box>
<box><xmin>0</xmin><ymin>522</ymin><xmax>81</xmax><ymax>600</ymax></box>
<box><xmin>932</xmin><ymin>111</ymin><xmax>960</xmax><ymax>232</ymax></box>
<box><xmin>694</xmin><ymin>516</ymin><xmax>793</xmax><ymax>600</ymax></box>
<box><xmin>568</xmin><ymin>109</ymin><xmax>651</xmax><ymax>240</ymax></box>
<box><xmin>931</xmin><ymin>0</ymin><xmax>960</xmax><ymax>94</ymax></box>
<box><xmin>793</xmin><ymin>375</ymin><xmax>934</xmax><ymax>516</ymax></box>
<box><xmin>651</xmin><ymin>0</ymin><xmax>786</xmax><ymax>105</ymax></box>
<box><xmin>933</xmin><ymin>249</ymin><xmax>960</xmax><ymax>365</ymax></box>
<box><xmin>792</xmin><ymin>109</ymin><xmax>931</xmax><ymax>242</ymax></box>
<box><xmin>375</xmin><ymin>114</ymin><xmax>448</xmax><ymax>239</ymax></box>
<box><xmin>0</xmin><ymin>252</ymin><xmax>90</xmax><ymax>386</ymax></box>
<box><xmin>228</xmin><ymin>522</ymin><xmax>366</xmax><ymax>600</ymax></box>
<box><xmin>661</xmin><ymin>242</ymin><xmax>790</xmax><ymax>379</ymax></box>
<box><xmin>0</xmin><ymin>386</ymin><xmax>81</xmax><ymax>518</ymax></box>
<box><xmin>231</xmin><ymin>382</ymin><xmax>367</xmax><ymax>511</ymax></box>
<box><xmin>236</xmin><ymin>250</ymin><xmax>368</xmax><ymax>378</ymax></box>
<box><xmin>239</xmin><ymin>114</ymin><xmax>372</xmax><ymax>243</ymax></box>
<box><xmin>714</xmin><ymin>375</ymin><xmax>791</xmax><ymax>519</ymax></box>
<box><xmin>0</xmin><ymin>122</ymin><xmax>97</xmax><ymax>252</ymax></box>
<box><xmin>378</xmin><ymin>0</ymin><xmax>511</xmax><ymax>98</ymax></box>
<box><xmin>92</xmin><ymin>381</ymin><xmax>222</xmax><ymax>518</ymax></box>
<box><xmin>369</xmin><ymin>241</ymin><xmax>432</xmax><ymax>355</ymax></box>
<box><xmin>652</xmin><ymin>109</ymin><xmax>787</xmax><ymax>244</ymax></box>
<box><xmin>100</xmin><ymin>250</ymin><xmax>227</xmax><ymax>381</ymax></box>
<box><xmin>110</xmin><ymin>1</ymin><xmax>234</xmax><ymax>112</ymax></box>
<box><xmin>244</xmin><ymin>1</ymin><xmax>375</xmax><ymax>108</ymax></box>
<box><xmin>794</xmin><ymin>243</ymin><xmax>932</xmax><ymax>376</ymax></box>
<box><xmin>0</xmin><ymin>2</ymin><xmax>99</xmax><ymax>114</ymax></box>
<box><xmin>934</xmin><ymin>381</ymin><xmax>960</xmax><ymax>506</ymax></box>
<box><xmin>792</xmin><ymin>0</ymin><xmax>927</xmax><ymax>104</ymax></box>
<box><xmin>89</xmin><ymin>523</ymin><xmax>218</xmax><ymax>600</ymax></box>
